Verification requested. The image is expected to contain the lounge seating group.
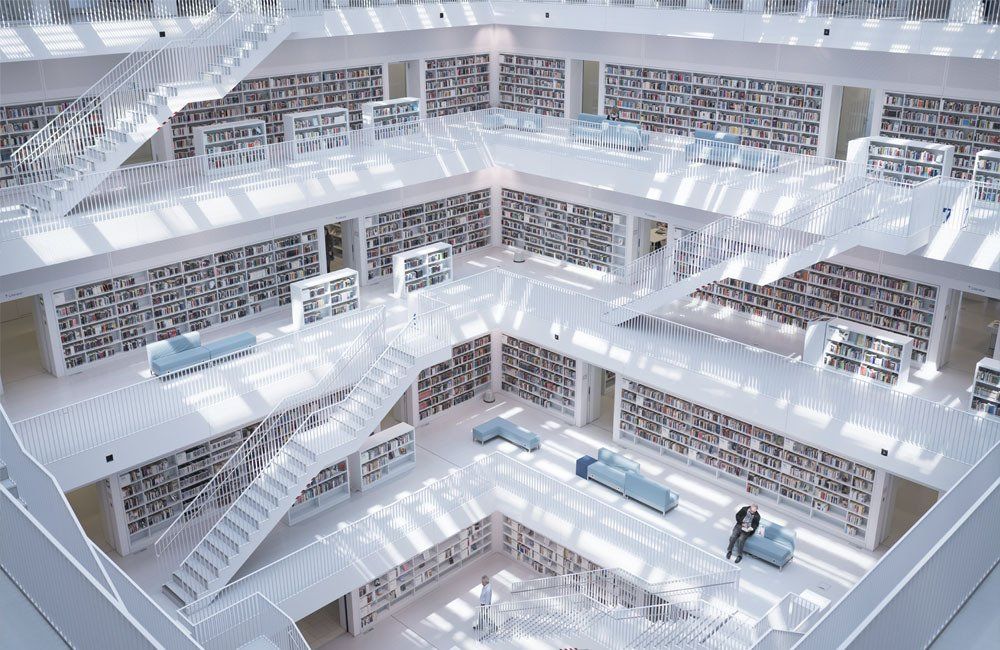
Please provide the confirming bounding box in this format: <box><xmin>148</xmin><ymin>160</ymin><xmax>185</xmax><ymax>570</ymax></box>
<box><xmin>570</xmin><ymin>113</ymin><xmax>650</xmax><ymax>151</ymax></box>
<box><xmin>684</xmin><ymin>128</ymin><xmax>780</xmax><ymax>171</ymax></box>
<box><xmin>472</xmin><ymin>417</ymin><xmax>541</xmax><ymax>451</ymax></box>
<box><xmin>147</xmin><ymin>331</ymin><xmax>257</xmax><ymax>376</ymax></box>
<box><xmin>743</xmin><ymin>519</ymin><xmax>796</xmax><ymax>569</ymax></box>
<box><xmin>482</xmin><ymin>113</ymin><xmax>541</xmax><ymax>133</ymax></box>
<box><xmin>586</xmin><ymin>447</ymin><xmax>679</xmax><ymax>514</ymax></box>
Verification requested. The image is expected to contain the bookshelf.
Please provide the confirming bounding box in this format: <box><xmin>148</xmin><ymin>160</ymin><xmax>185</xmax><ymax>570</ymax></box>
<box><xmin>498</xmin><ymin>53</ymin><xmax>566</xmax><ymax>117</ymax></box>
<box><xmin>283</xmin><ymin>107</ymin><xmax>350</xmax><ymax>158</ymax></box>
<box><xmin>1</xmin><ymin>97</ymin><xmax>98</xmax><ymax>187</ymax></box>
<box><xmin>804</xmin><ymin>318</ymin><xmax>913</xmax><ymax>386</ymax></box>
<box><xmin>351</xmin><ymin>423</ymin><xmax>416</xmax><ymax>493</ymax></box>
<box><xmin>49</xmin><ymin>229</ymin><xmax>320</xmax><ymax>374</ymax></box>
<box><xmin>603</xmin><ymin>64</ymin><xmax>824</xmax><ymax>155</ymax></box>
<box><xmin>98</xmin><ymin>422</ymin><xmax>258</xmax><ymax>555</ymax></box>
<box><xmin>347</xmin><ymin>517</ymin><xmax>491</xmax><ymax>634</ymax></box>
<box><xmin>878</xmin><ymin>92</ymin><xmax>1000</xmax><ymax>180</ymax></box>
<box><xmin>502</xmin><ymin>516</ymin><xmax>602</xmax><ymax>577</ymax></box>
<box><xmin>973</xmin><ymin>150</ymin><xmax>1000</xmax><ymax>204</ymax></box>
<box><xmin>500</xmin><ymin>334</ymin><xmax>577</xmax><ymax>422</ymax></box>
<box><xmin>163</xmin><ymin>65</ymin><xmax>384</xmax><ymax>159</ymax></box>
<box><xmin>402</xmin><ymin>334</ymin><xmax>492</xmax><ymax>422</ymax></box>
<box><xmin>362</xmin><ymin>97</ymin><xmax>421</xmax><ymax>139</ymax></box>
<box><xmin>691</xmin><ymin>261</ymin><xmax>939</xmax><ymax>365</ymax></box>
<box><xmin>193</xmin><ymin>119</ymin><xmax>268</xmax><ymax>175</ymax></box>
<box><xmin>615</xmin><ymin>377</ymin><xmax>886</xmax><ymax>548</ymax></box>
<box><xmin>971</xmin><ymin>357</ymin><xmax>1000</xmax><ymax>417</ymax></box>
<box><xmin>286</xmin><ymin>457</ymin><xmax>350</xmax><ymax>525</ymax></box>
<box><xmin>348</xmin><ymin>188</ymin><xmax>491</xmax><ymax>284</ymax></box>
<box><xmin>290</xmin><ymin>269</ymin><xmax>359</xmax><ymax>329</ymax></box>
<box><xmin>392</xmin><ymin>242</ymin><xmax>453</xmax><ymax>298</ymax></box>
<box><xmin>499</xmin><ymin>188</ymin><xmax>629</xmax><ymax>272</ymax></box>
<box><xmin>423</xmin><ymin>53</ymin><xmax>490</xmax><ymax>118</ymax></box>
<box><xmin>846</xmin><ymin>136</ymin><xmax>954</xmax><ymax>185</ymax></box>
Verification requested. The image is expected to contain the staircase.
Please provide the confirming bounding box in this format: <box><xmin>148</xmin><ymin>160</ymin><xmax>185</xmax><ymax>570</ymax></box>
<box><xmin>161</xmin><ymin>319</ymin><xmax>449</xmax><ymax>606</ymax></box>
<box><xmin>12</xmin><ymin>0</ymin><xmax>291</xmax><ymax>220</ymax></box>
<box><xmin>0</xmin><ymin>461</ymin><xmax>17</xmax><ymax>500</ymax></box>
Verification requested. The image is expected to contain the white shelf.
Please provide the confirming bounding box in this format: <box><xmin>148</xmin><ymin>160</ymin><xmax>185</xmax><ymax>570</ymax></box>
<box><xmin>424</xmin><ymin>53</ymin><xmax>490</xmax><ymax>118</ymax></box>
<box><xmin>290</xmin><ymin>268</ymin><xmax>360</xmax><ymax>329</ymax></box>
<box><xmin>502</xmin><ymin>516</ymin><xmax>602</xmax><ymax>578</ymax></box>
<box><xmin>603</xmin><ymin>64</ymin><xmax>824</xmax><ymax>155</ymax></box>
<box><xmin>499</xmin><ymin>188</ymin><xmax>629</xmax><ymax>272</ymax></box>
<box><xmin>286</xmin><ymin>458</ymin><xmax>351</xmax><ymax>526</ymax></box>
<box><xmin>972</xmin><ymin>150</ymin><xmax>1000</xmax><ymax>204</ymax></box>
<box><xmin>193</xmin><ymin>118</ymin><xmax>269</xmax><ymax>175</ymax></box>
<box><xmin>500</xmin><ymin>334</ymin><xmax>577</xmax><ymax>421</ymax></box>
<box><xmin>0</xmin><ymin>98</ymin><xmax>96</xmax><ymax>187</ymax></box>
<box><xmin>499</xmin><ymin>54</ymin><xmax>566</xmax><ymax>117</ymax></box>
<box><xmin>283</xmin><ymin>107</ymin><xmax>349</xmax><ymax>158</ymax></box>
<box><xmin>804</xmin><ymin>318</ymin><xmax>913</xmax><ymax>386</ymax></box>
<box><xmin>971</xmin><ymin>357</ymin><xmax>1000</xmax><ymax>417</ymax></box>
<box><xmin>391</xmin><ymin>242</ymin><xmax>453</xmax><ymax>298</ymax></box>
<box><xmin>352</xmin><ymin>423</ymin><xmax>416</xmax><ymax>492</ymax></box>
<box><xmin>847</xmin><ymin>136</ymin><xmax>954</xmax><ymax>185</ymax></box>
<box><xmin>362</xmin><ymin>97</ymin><xmax>421</xmax><ymax>139</ymax></box>
<box><xmin>413</xmin><ymin>334</ymin><xmax>492</xmax><ymax>422</ymax></box>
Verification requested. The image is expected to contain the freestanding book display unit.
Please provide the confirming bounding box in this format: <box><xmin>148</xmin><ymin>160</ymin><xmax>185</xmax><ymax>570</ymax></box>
<box><xmin>804</xmin><ymin>318</ymin><xmax>913</xmax><ymax>386</ymax></box>
<box><xmin>362</xmin><ymin>97</ymin><xmax>420</xmax><ymax>140</ymax></box>
<box><xmin>847</xmin><ymin>136</ymin><xmax>954</xmax><ymax>185</ymax></box>
<box><xmin>391</xmin><ymin>242</ymin><xmax>453</xmax><ymax>298</ymax></box>
<box><xmin>283</xmin><ymin>107</ymin><xmax>349</xmax><ymax>159</ymax></box>
<box><xmin>349</xmin><ymin>423</ymin><xmax>416</xmax><ymax>493</ymax></box>
<box><xmin>290</xmin><ymin>268</ymin><xmax>360</xmax><ymax>329</ymax></box>
<box><xmin>971</xmin><ymin>357</ymin><xmax>1000</xmax><ymax>416</ymax></box>
<box><xmin>194</xmin><ymin>118</ymin><xmax>268</xmax><ymax>176</ymax></box>
<box><xmin>973</xmin><ymin>150</ymin><xmax>1000</xmax><ymax>205</ymax></box>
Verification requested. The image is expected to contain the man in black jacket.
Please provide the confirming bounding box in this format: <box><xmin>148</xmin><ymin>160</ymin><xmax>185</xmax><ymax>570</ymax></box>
<box><xmin>726</xmin><ymin>504</ymin><xmax>760</xmax><ymax>563</ymax></box>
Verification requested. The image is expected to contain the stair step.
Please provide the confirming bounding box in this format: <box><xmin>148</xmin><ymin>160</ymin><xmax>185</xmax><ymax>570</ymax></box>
<box><xmin>169</xmin><ymin>573</ymin><xmax>199</xmax><ymax>602</ymax></box>
<box><xmin>209</xmin><ymin>525</ymin><xmax>241</xmax><ymax>554</ymax></box>
<box><xmin>179</xmin><ymin>563</ymin><xmax>210</xmax><ymax>590</ymax></box>
<box><xmin>202</xmin><ymin>538</ymin><xmax>231</xmax><ymax>566</ymax></box>
<box><xmin>190</xmin><ymin>550</ymin><xmax>222</xmax><ymax>578</ymax></box>
<box><xmin>247</xmin><ymin>482</ymin><xmax>280</xmax><ymax>509</ymax></box>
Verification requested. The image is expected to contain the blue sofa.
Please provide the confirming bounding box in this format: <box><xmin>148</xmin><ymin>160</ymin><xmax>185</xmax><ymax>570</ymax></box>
<box><xmin>472</xmin><ymin>417</ymin><xmax>541</xmax><ymax>451</ymax></box>
<box><xmin>683</xmin><ymin>128</ymin><xmax>779</xmax><ymax>171</ymax></box>
<box><xmin>148</xmin><ymin>331</ymin><xmax>257</xmax><ymax>376</ymax></box>
<box><xmin>482</xmin><ymin>113</ymin><xmax>541</xmax><ymax>133</ymax></box>
<box><xmin>587</xmin><ymin>447</ymin><xmax>639</xmax><ymax>491</ymax></box>
<box><xmin>570</xmin><ymin>113</ymin><xmax>649</xmax><ymax>151</ymax></box>
<box><xmin>587</xmin><ymin>447</ymin><xmax>679</xmax><ymax>514</ymax></box>
<box><xmin>624</xmin><ymin>472</ymin><xmax>679</xmax><ymax>514</ymax></box>
<box><xmin>743</xmin><ymin>520</ymin><xmax>796</xmax><ymax>570</ymax></box>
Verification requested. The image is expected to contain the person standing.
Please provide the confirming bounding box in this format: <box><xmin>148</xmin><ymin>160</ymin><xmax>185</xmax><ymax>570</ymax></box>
<box><xmin>726</xmin><ymin>504</ymin><xmax>760</xmax><ymax>563</ymax></box>
<box><xmin>473</xmin><ymin>575</ymin><xmax>493</xmax><ymax>630</ymax></box>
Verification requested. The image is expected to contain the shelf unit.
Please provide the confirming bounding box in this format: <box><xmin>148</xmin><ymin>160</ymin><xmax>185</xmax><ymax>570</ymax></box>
<box><xmin>407</xmin><ymin>334</ymin><xmax>492</xmax><ymax>422</ymax></box>
<box><xmin>603</xmin><ymin>64</ymin><xmax>824</xmax><ymax>155</ymax></box>
<box><xmin>972</xmin><ymin>150</ymin><xmax>1000</xmax><ymax>204</ymax></box>
<box><xmin>351</xmin><ymin>188</ymin><xmax>491</xmax><ymax>283</ymax></box>
<box><xmin>0</xmin><ymin>97</ymin><xmax>98</xmax><ymax>187</ymax></box>
<box><xmin>615</xmin><ymin>377</ymin><xmax>886</xmax><ymax>548</ymax></box>
<box><xmin>879</xmin><ymin>92</ymin><xmax>1000</xmax><ymax>180</ymax></box>
<box><xmin>498</xmin><ymin>54</ymin><xmax>566</xmax><ymax>117</ymax></box>
<box><xmin>193</xmin><ymin>119</ymin><xmax>268</xmax><ymax>175</ymax></box>
<box><xmin>286</xmin><ymin>457</ymin><xmax>351</xmax><ymax>525</ymax></box>
<box><xmin>283</xmin><ymin>107</ymin><xmax>350</xmax><ymax>158</ymax></box>
<box><xmin>50</xmin><ymin>229</ymin><xmax>320</xmax><ymax>373</ymax></box>
<box><xmin>392</xmin><ymin>242</ymin><xmax>453</xmax><ymax>297</ymax></box>
<box><xmin>804</xmin><ymin>318</ymin><xmax>913</xmax><ymax>386</ymax></box>
<box><xmin>98</xmin><ymin>422</ymin><xmax>258</xmax><ymax>555</ymax></box>
<box><xmin>164</xmin><ymin>65</ymin><xmax>384</xmax><ymax>159</ymax></box>
<box><xmin>847</xmin><ymin>136</ymin><xmax>954</xmax><ymax>185</ymax></box>
<box><xmin>500</xmin><ymin>334</ymin><xmax>577</xmax><ymax>421</ymax></box>
<box><xmin>362</xmin><ymin>97</ymin><xmax>421</xmax><ymax>139</ymax></box>
<box><xmin>351</xmin><ymin>423</ymin><xmax>416</xmax><ymax>492</ymax></box>
<box><xmin>691</xmin><ymin>261</ymin><xmax>938</xmax><ymax>365</ymax></box>
<box><xmin>423</xmin><ymin>53</ymin><xmax>490</xmax><ymax>118</ymax></box>
<box><xmin>347</xmin><ymin>517</ymin><xmax>492</xmax><ymax>634</ymax></box>
<box><xmin>499</xmin><ymin>188</ymin><xmax>629</xmax><ymax>272</ymax></box>
<box><xmin>971</xmin><ymin>357</ymin><xmax>1000</xmax><ymax>417</ymax></box>
<box><xmin>502</xmin><ymin>516</ymin><xmax>602</xmax><ymax>577</ymax></box>
<box><xmin>290</xmin><ymin>268</ymin><xmax>360</xmax><ymax>329</ymax></box>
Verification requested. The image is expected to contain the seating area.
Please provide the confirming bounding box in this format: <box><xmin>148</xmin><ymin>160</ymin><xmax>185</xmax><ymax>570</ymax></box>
<box><xmin>584</xmin><ymin>448</ymin><xmax>679</xmax><ymax>514</ymax></box>
<box><xmin>684</xmin><ymin>128</ymin><xmax>780</xmax><ymax>171</ymax></box>
<box><xmin>482</xmin><ymin>113</ymin><xmax>541</xmax><ymax>132</ymax></box>
<box><xmin>569</xmin><ymin>113</ymin><xmax>650</xmax><ymax>152</ymax></box>
<box><xmin>147</xmin><ymin>331</ymin><xmax>257</xmax><ymax>376</ymax></box>
<box><xmin>743</xmin><ymin>519</ymin><xmax>797</xmax><ymax>570</ymax></box>
<box><xmin>472</xmin><ymin>417</ymin><xmax>541</xmax><ymax>451</ymax></box>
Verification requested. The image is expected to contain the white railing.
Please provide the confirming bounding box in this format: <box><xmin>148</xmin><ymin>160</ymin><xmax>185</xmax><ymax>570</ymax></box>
<box><xmin>188</xmin><ymin>593</ymin><xmax>308</xmax><ymax>650</ymax></box>
<box><xmin>13</xmin><ymin>307</ymin><xmax>384</xmax><ymax>466</ymax></box>
<box><xmin>478</xmin><ymin>593</ymin><xmax>607</xmax><ymax>643</ymax></box>
<box><xmin>751</xmin><ymin>593</ymin><xmax>822</xmax><ymax>640</ymax></box>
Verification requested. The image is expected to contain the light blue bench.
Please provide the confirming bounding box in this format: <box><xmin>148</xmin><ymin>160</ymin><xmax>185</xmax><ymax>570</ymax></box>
<box><xmin>684</xmin><ymin>128</ymin><xmax>779</xmax><ymax>171</ymax></box>
<box><xmin>624</xmin><ymin>472</ymin><xmax>679</xmax><ymax>514</ymax></box>
<box><xmin>570</xmin><ymin>113</ymin><xmax>649</xmax><ymax>151</ymax></box>
<box><xmin>204</xmin><ymin>331</ymin><xmax>257</xmax><ymax>359</ymax></box>
<box><xmin>482</xmin><ymin>113</ymin><xmax>541</xmax><ymax>133</ymax></box>
<box><xmin>587</xmin><ymin>447</ymin><xmax>679</xmax><ymax>514</ymax></box>
<box><xmin>472</xmin><ymin>417</ymin><xmax>540</xmax><ymax>451</ymax></box>
<box><xmin>587</xmin><ymin>447</ymin><xmax>639</xmax><ymax>491</ymax></box>
<box><xmin>743</xmin><ymin>519</ymin><xmax>796</xmax><ymax>570</ymax></box>
<box><xmin>148</xmin><ymin>331</ymin><xmax>258</xmax><ymax>377</ymax></box>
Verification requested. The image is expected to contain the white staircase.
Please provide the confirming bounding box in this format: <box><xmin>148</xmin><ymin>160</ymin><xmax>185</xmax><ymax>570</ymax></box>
<box><xmin>12</xmin><ymin>0</ymin><xmax>291</xmax><ymax>220</ymax></box>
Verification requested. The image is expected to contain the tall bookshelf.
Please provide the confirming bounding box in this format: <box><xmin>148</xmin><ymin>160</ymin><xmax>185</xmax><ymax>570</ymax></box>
<box><xmin>500</xmin><ymin>334</ymin><xmax>577</xmax><ymax>422</ymax></box>
<box><xmin>404</xmin><ymin>334</ymin><xmax>492</xmax><ymax>422</ymax></box>
<box><xmin>603</xmin><ymin>64</ymin><xmax>824</xmax><ymax>155</ymax></box>
<box><xmin>347</xmin><ymin>517</ymin><xmax>492</xmax><ymax>634</ymax></box>
<box><xmin>424</xmin><ymin>53</ymin><xmax>490</xmax><ymax>118</ymax></box>
<box><xmin>498</xmin><ymin>54</ymin><xmax>566</xmax><ymax>117</ymax></box>
<box><xmin>286</xmin><ymin>457</ymin><xmax>350</xmax><ymax>525</ymax></box>
<box><xmin>362</xmin><ymin>98</ymin><xmax>421</xmax><ymax>139</ymax></box>
<box><xmin>691</xmin><ymin>261</ymin><xmax>939</xmax><ymax>365</ymax></box>
<box><xmin>804</xmin><ymin>318</ymin><xmax>913</xmax><ymax>386</ymax></box>
<box><xmin>879</xmin><ymin>92</ymin><xmax>1000</xmax><ymax>180</ymax></box>
<box><xmin>971</xmin><ymin>357</ymin><xmax>1000</xmax><ymax>417</ymax></box>
<box><xmin>615</xmin><ymin>377</ymin><xmax>886</xmax><ymax>548</ymax></box>
<box><xmin>499</xmin><ymin>188</ymin><xmax>630</xmax><ymax>272</ymax></box>
<box><xmin>194</xmin><ymin>119</ymin><xmax>269</xmax><ymax>175</ymax></box>
<box><xmin>351</xmin><ymin>423</ymin><xmax>416</xmax><ymax>493</ymax></box>
<box><xmin>502</xmin><ymin>516</ymin><xmax>602</xmax><ymax>577</ymax></box>
<box><xmin>0</xmin><ymin>97</ymin><xmax>96</xmax><ymax>187</ymax></box>
<box><xmin>846</xmin><ymin>136</ymin><xmax>954</xmax><ymax>185</ymax></box>
<box><xmin>391</xmin><ymin>242</ymin><xmax>453</xmax><ymax>297</ymax></box>
<box><xmin>973</xmin><ymin>150</ymin><xmax>1000</xmax><ymax>204</ymax></box>
<box><xmin>49</xmin><ymin>229</ymin><xmax>321</xmax><ymax>374</ymax></box>
<box><xmin>163</xmin><ymin>65</ymin><xmax>384</xmax><ymax>159</ymax></box>
<box><xmin>290</xmin><ymin>268</ymin><xmax>359</xmax><ymax>329</ymax></box>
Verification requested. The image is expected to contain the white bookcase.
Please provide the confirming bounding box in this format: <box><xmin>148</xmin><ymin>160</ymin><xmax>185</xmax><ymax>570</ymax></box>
<box><xmin>973</xmin><ymin>150</ymin><xmax>1000</xmax><ymax>204</ymax></box>
<box><xmin>500</xmin><ymin>334</ymin><xmax>582</xmax><ymax>424</ymax></box>
<box><xmin>847</xmin><ymin>136</ymin><xmax>954</xmax><ymax>185</ymax></box>
<box><xmin>423</xmin><ymin>53</ymin><xmax>490</xmax><ymax>118</ymax></box>
<box><xmin>194</xmin><ymin>118</ymin><xmax>269</xmax><ymax>175</ymax></box>
<box><xmin>614</xmin><ymin>377</ymin><xmax>888</xmax><ymax>549</ymax></box>
<box><xmin>499</xmin><ymin>188</ymin><xmax>630</xmax><ymax>272</ymax></box>
<box><xmin>971</xmin><ymin>357</ymin><xmax>1000</xmax><ymax>417</ymax></box>
<box><xmin>48</xmin><ymin>229</ymin><xmax>321</xmax><ymax>374</ymax></box>
<box><xmin>804</xmin><ymin>318</ymin><xmax>913</xmax><ymax>386</ymax></box>
<box><xmin>878</xmin><ymin>91</ymin><xmax>1000</xmax><ymax>180</ymax></box>
<box><xmin>285</xmin><ymin>457</ymin><xmax>350</xmax><ymax>525</ymax></box>
<box><xmin>692</xmin><ymin>261</ymin><xmax>939</xmax><ymax>365</ymax></box>
<box><xmin>502</xmin><ymin>516</ymin><xmax>602</xmax><ymax>577</ymax></box>
<box><xmin>498</xmin><ymin>54</ymin><xmax>566</xmax><ymax>117</ymax></box>
<box><xmin>98</xmin><ymin>422</ymin><xmax>258</xmax><ymax>555</ymax></box>
<box><xmin>391</xmin><ymin>242</ymin><xmax>453</xmax><ymax>298</ymax></box>
<box><xmin>163</xmin><ymin>65</ymin><xmax>384</xmax><ymax>159</ymax></box>
<box><xmin>603</xmin><ymin>64</ymin><xmax>824</xmax><ymax>155</ymax></box>
<box><xmin>350</xmin><ymin>423</ymin><xmax>416</xmax><ymax>493</ymax></box>
<box><xmin>290</xmin><ymin>268</ymin><xmax>360</xmax><ymax>329</ymax></box>
<box><xmin>347</xmin><ymin>517</ymin><xmax>492</xmax><ymax>634</ymax></box>
<box><xmin>283</xmin><ymin>107</ymin><xmax>349</xmax><ymax>158</ymax></box>
<box><xmin>399</xmin><ymin>334</ymin><xmax>492</xmax><ymax>423</ymax></box>
<box><xmin>362</xmin><ymin>97</ymin><xmax>421</xmax><ymax>139</ymax></box>
<box><xmin>1</xmin><ymin>97</ymin><xmax>89</xmax><ymax>187</ymax></box>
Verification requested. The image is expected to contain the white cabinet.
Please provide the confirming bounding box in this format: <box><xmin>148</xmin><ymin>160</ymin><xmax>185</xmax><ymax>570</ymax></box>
<box><xmin>290</xmin><ymin>268</ymin><xmax>359</xmax><ymax>329</ymax></box>
<box><xmin>973</xmin><ymin>150</ymin><xmax>1000</xmax><ymax>205</ymax></box>
<box><xmin>193</xmin><ymin>118</ymin><xmax>268</xmax><ymax>175</ymax></box>
<box><xmin>847</xmin><ymin>136</ymin><xmax>954</xmax><ymax>185</ymax></box>
<box><xmin>391</xmin><ymin>242</ymin><xmax>453</xmax><ymax>298</ymax></box>
<box><xmin>283</xmin><ymin>107</ymin><xmax>349</xmax><ymax>158</ymax></box>
<box><xmin>804</xmin><ymin>318</ymin><xmax>913</xmax><ymax>386</ymax></box>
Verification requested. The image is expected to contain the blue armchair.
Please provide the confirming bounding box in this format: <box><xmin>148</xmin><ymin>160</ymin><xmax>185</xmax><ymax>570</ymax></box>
<box><xmin>743</xmin><ymin>520</ymin><xmax>796</xmax><ymax>569</ymax></box>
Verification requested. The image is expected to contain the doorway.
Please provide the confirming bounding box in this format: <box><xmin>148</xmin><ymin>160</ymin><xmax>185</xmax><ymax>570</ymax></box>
<box><xmin>835</xmin><ymin>87</ymin><xmax>872</xmax><ymax>160</ymax></box>
<box><xmin>0</xmin><ymin>296</ymin><xmax>49</xmax><ymax>394</ymax></box>
<box><xmin>581</xmin><ymin>60</ymin><xmax>600</xmax><ymax>115</ymax></box>
<box><xmin>298</xmin><ymin>597</ymin><xmax>349</xmax><ymax>647</ymax></box>
<box><xmin>325</xmin><ymin>223</ymin><xmax>346</xmax><ymax>272</ymax></box>
<box><xmin>387</xmin><ymin>60</ymin><xmax>420</xmax><ymax>100</ymax></box>
<box><xmin>880</xmin><ymin>476</ymin><xmax>938</xmax><ymax>549</ymax></box>
<box><xmin>943</xmin><ymin>292</ymin><xmax>1000</xmax><ymax>373</ymax></box>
